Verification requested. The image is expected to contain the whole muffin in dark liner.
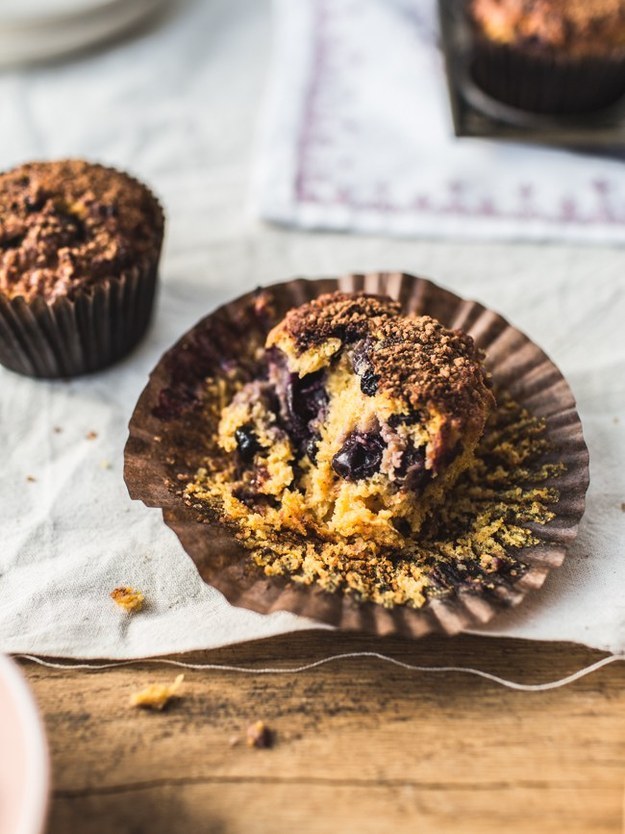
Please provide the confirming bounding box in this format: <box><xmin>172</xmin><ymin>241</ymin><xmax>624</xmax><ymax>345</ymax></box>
<box><xmin>468</xmin><ymin>0</ymin><xmax>625</xmax><ymax>115</ymax></box>
<box><xmin>0</xmin><ymin>159</ymin><xmax>164</xmax><ymax>378</ymax></box>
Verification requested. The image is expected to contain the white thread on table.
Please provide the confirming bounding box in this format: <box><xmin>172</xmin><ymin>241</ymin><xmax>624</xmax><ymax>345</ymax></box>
<box><xmin>14</xmin><ymin>651</ymin><xmax>623</xmax><ymax>693</ymax></box>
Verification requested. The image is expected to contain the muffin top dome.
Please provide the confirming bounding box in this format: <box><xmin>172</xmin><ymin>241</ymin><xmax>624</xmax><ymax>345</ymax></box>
<box><xmin>0</xmin><ymin>159</ymin><xmax>163</xmax><ymax>303</ymax></box>
<box><xmin>469</xmin><ymin>0</ymin><xmax>625</xmax><ymax>58</ymax></box>
<box><xmin>267</xmin><ymin>291</ymin><xmax>494</xmax><ymax>440</ymax></box>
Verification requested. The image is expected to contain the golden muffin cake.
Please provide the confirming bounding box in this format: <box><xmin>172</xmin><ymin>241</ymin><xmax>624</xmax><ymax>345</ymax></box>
<box><xmin>214</xmin><ymin>292</ymin><xmax>495</xmax><ymax>549</ymax></box>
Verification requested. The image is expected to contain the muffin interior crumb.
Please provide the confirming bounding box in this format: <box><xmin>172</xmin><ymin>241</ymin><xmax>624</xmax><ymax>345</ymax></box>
<box><xmin>204</xmin><ymin>293</ymin><xmax>495</xmax><ymax>547</ymax></box>
<box><xmin>187</xmin><ymin>382</ymin><xmax>561</xmax><ymax>609</ymax></box>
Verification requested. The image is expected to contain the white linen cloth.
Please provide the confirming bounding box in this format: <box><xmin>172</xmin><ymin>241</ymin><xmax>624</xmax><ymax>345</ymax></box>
<box><xmin>256</xmin><ymin>0</ymin><xmax>625</xmax><ymax>244</ymax></box>
<box><xmin>0</xmin><ymin>0</ymin><xmax>624</xmax><ymax>658</ymax></box>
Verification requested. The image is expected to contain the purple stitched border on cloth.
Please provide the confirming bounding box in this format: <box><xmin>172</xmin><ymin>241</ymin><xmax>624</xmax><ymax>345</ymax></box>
<box><xmin>292</xmin><ymin>0</ymin><xmax>625</xmax><ymax>228</ymax></box>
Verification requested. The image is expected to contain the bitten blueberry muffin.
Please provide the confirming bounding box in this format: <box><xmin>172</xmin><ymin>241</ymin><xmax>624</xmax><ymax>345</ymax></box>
<box><xmin>214</xmin><ymin>292</ymin><xmax>495</xmax><ymax>548</ymax></box>
<box><xmin>0</xmin><ymin>159</ymin><xmax>164</xmax><ymax>377</ymax></box>
<box><xmin>469</xmin><ymin>0</ymin><xmax>625</xmax><ymax>113</ymax></box>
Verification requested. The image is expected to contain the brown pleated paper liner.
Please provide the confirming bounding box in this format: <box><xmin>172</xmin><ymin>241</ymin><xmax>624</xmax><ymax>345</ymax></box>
<box><xmin>0</xmin><ymin>265</ymin><xmax>158</xmax><ymax>378</ymax></box>
<box><xmin>469</xmin><ymin>34</ymin><xmax>625</xmax><ymax>116</ymax></box>
<box><xmin>124</xmin><ymin>274</ymin><xmax>590</xmax><ymax>638</ymax></box>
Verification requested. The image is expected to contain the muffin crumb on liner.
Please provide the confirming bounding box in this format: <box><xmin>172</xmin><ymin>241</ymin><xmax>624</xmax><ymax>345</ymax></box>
<box><xmin>124</xmin><ymin>274</ymin><xmax>589</xmax><ymax>638</ymax></box>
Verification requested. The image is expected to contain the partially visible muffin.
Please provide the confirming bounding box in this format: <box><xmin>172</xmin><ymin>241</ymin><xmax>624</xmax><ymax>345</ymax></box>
<box><xmin>0</xmin><ymin>159</ymin><xmax>164</xmax><ymax>377</ymax></box>
<box><xmin>213</xmin><ymin>292</ymin><xmax>495</xmax><ymax>549</ymax></box>
<box><xmin>468</xmin><ymin>0</ymin><xmax>625</xmax><ymax>114</ymax></box>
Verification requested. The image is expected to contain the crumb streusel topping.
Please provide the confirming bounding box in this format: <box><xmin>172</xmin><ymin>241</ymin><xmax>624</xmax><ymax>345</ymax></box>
<box><xmin>0</xmin><ymin>159</ymin><xmax>163</xmax><ymax>303</ymax></box>
<box><xmin>470</xmin><ymin>0</ymin><xmax>625</xmax><ymax>57</ymax></box>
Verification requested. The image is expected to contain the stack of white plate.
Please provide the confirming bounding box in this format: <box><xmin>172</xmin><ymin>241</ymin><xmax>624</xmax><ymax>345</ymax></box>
<box><xmin>0</xmin><ymin>656</ymin><xmax>49</xmax><ymax>834</ymax></box>
<box><xmin>0</xmin><ymin>0</ymin><xmax>164</xmax><ymax>68</ymax></box>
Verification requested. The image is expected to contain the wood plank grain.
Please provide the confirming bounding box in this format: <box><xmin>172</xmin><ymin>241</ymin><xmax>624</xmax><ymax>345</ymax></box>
<box><xmin>21</xmin><ymin>632</ymin><xmax>625</xmax><ymax>834</ymax></box>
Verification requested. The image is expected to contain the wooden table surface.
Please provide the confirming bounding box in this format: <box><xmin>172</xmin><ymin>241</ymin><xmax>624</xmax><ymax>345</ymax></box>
<box><xmin>21</xmin><ymin>631</ymin><xmax>625</xmax><ymax>834</ymax></box>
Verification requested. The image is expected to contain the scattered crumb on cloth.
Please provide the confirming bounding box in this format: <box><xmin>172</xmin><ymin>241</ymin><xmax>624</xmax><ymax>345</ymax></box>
<box><xmin>111</xmin><ymin>587</ymin><xmax>145</xmax><ymax>612</ymax></box>
<box><xmin>129</xmin><ymin>674</ymin><xmax>184</xmax><ymax>710</ymax></box>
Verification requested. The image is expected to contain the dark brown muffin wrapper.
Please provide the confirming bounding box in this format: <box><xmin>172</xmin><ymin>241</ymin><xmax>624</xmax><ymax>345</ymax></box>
<box><xmin>124</xmin><ymin>273</ymin><xmax>590</xmax><ymax>639</ymax></box>
<box><xmin>0</xmin><ymin>175</ymin><xmax>164</xmax><ymax>379</ymax></box>
<box><xmin>470</xmin><ymin>34</ymin><xmax>625</xmax><ymax>115</ymax></box>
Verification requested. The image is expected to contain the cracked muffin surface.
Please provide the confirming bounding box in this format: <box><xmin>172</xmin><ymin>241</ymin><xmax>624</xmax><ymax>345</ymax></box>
<box><xmin>0</xmin><ymin>159</ymin><xmax>163</xmax><ymax>303</ymax></box>
<box><xmin>206</xmin><ymin>292</ymin><xmax>495</xmax><ymax>549</ymax></box>
<box><xmin>469</xmin><ymin>0</ymin><xmax>625</xmax><ymax>58</ymax></box>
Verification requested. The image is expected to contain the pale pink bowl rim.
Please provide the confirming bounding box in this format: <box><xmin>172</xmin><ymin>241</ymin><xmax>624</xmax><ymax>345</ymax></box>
<box><xmin>0</xmin><ymin>655</ymin><xmax>50</xmax><ymax>834</ymax></box>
